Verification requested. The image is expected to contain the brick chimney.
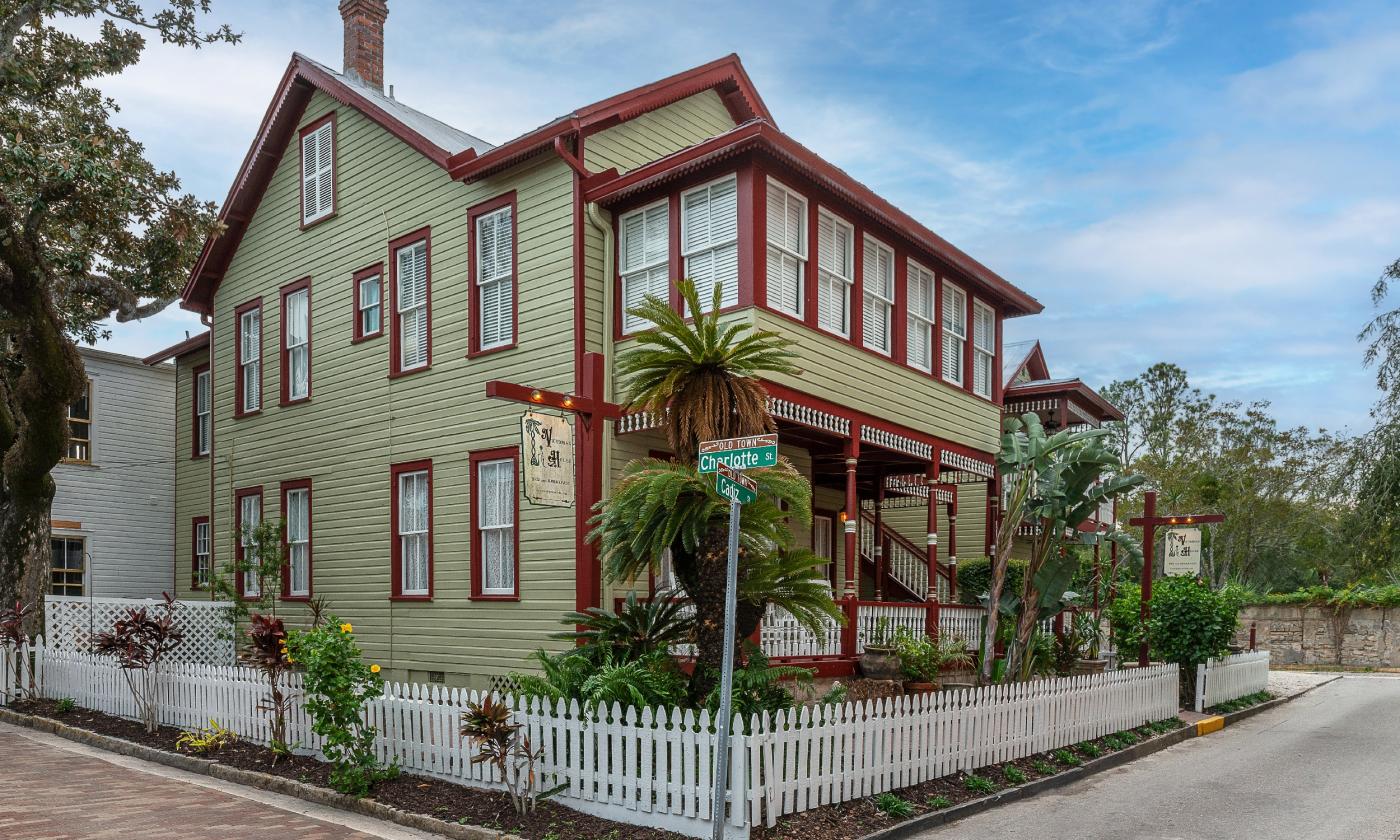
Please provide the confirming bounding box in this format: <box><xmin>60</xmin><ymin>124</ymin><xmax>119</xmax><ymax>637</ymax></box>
<box><xmin>339</xmin><ymin>0</ymin><xmax>388</xmax><ymax>90</ymax></box>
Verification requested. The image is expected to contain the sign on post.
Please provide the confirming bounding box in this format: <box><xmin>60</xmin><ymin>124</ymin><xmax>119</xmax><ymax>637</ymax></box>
<box><xmin>697</xmin><ymin>433</ymin><xmax>778</xmax><ymax>473</ymax></box>
<box><xmin>714</xmin><ymin>463</ymin><xmax>757</xmax><ymax>505</ymax></box>
<box><xmin>1164</xmin><ymin>528</ymin><xmax>1202</xmax><ymax>576</ymax></box>
<box><xmin>520</xmin><ymin>411</ymin><xmax>575</xmax><ymax>507</ymax></box>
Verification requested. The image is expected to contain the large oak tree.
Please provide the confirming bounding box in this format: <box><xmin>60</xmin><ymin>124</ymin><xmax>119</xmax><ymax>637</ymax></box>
<box><xmin>0</xmin><ymin>1</ymin><xmax>236</xmax><ymax>622</ymax></box>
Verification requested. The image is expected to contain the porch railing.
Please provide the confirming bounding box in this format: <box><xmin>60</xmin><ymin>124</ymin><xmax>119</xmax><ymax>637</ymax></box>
<box><xmin>859</xmin><ymin>511</ymin><xmax>952</xmax><ymax>602</ymax></box>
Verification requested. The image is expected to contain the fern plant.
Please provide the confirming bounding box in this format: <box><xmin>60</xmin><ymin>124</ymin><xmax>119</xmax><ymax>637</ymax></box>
<box><xmin>703</xmin><ymin>643</ymin><xmax>814</xmax><ymax>719</ymax></box>
<box><xmin>510</xmin><ymin>648</ymin><xmax>687</xmax><ymax>710</ymax></box>
<box><xmin>554</xmin><ymin>592</ymin><xmax>694</xmax><ymax>661</ymax></box>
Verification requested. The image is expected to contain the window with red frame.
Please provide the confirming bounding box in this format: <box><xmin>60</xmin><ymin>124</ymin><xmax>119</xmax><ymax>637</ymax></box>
<box><xmin>283</xmin><ymin>481</ymin><xmax>311</xmax><ymax>598</ymax></box>
<box><xmin>471</xmin><ymin>449</ymin><xmax>518</xmax><ymax>598</ymax></box>
<box><xmin>392</xmin><ymin>461</ymin><xmax>432</xmax><ymax>598</ymax></box>
<box><xmin>235</xmin><ymin>489</ymin><xmax>262</xmax><ymax>598</ymax></box>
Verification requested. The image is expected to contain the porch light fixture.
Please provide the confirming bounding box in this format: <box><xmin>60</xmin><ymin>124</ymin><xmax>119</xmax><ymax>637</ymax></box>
<box><xmin>561</xmin><ymin>394</ymin><xmax>575</xmax><ymax>409</ymax></box>
<box><xmin>838</xmin><ymin>510</ymin><xmax>847</xmax><ymax>523</ymax></box>
<box><xmin>530</xmin><ymin>389</ymin><xmax>543</xmax><ymax>402</ymax></box>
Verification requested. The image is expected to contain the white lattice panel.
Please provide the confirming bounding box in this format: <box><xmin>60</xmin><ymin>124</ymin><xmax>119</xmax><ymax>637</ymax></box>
<box><xmin>45</xmin><ymin>595</ymin><xmax>235</xmax><ymax>665</ymax></box>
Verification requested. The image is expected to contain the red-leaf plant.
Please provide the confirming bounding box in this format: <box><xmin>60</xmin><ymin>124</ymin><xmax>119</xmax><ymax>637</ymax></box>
<box><xmin>0</xmin><ymin>601</ymin><xmax>36</xmax><ymax>702</ymax></box>
<box><xmin>91</xmin><ymin>593</ymin><xmax>185</xmax><ymax>733</ymax></box>
<box><xmin>460</xmin><ymin>695</ymin><xmax>566</xmax><ymax>815</ymax></box>
<box><xmin>241</xmin><ymin>613</ymin><xmax>295</xmax><ymax>758</ymax></box>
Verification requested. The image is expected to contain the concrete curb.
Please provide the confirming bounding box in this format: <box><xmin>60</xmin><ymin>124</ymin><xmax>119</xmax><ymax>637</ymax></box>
<box><xmin>0</xmin><ymin>707</ymin><xmax>516</xmax><ymax>840</ymax></box>
<box><xmin>857</xmin><ymin>674</ymin><xmax>1344</xmax><ymax>840</ymax></box>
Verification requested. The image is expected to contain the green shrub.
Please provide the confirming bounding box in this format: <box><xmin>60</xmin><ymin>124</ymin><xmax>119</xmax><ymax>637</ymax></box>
<box><xmin>1052</xmin><ymin>748</ymin><xmax>1080</xmax><ymax>766</ymax></box>
<box><xmin>954</xmin><ymin>556</ymin><xmax>1026</xmax><ymax>606</ymax></box>
<box><xmin>1032</xmin><ymin>759</ymin><xmax>1056</xmax><ymax>775</ymax></box>
<box><xmin>285</xmin><ymin>617</ymin><xmax>394</xmax><ymax>796</ymax></box>
<box><xmin>964</xmin><ymin>773</ymin><xmax>997</xmax><ymax>793</ymax></box>
<box><xmin>1076</xmin><ymin>740</ymin><xmax>1102</xmax><ymax>758</ymax></box>
<box><xmin>54</xmin><ymin>697</ymin><xmax>75</xmax><ymax>714</ymax></box>
<box><xmin>1258</xmin><ymin>584</ymin><xmax>1400</xmax><ymax>609</ymax></box>
<box><xmin>927</xmin><ymin>795</ymin><xmax>953</xmax><ymax>809</ymax></box>
<box><xmin>1149</xmin><ymin>576</ymin><xmax>1241</xmax><ymax>702</ymax></box>
<box><xmin>1106</xmin><ymin>583</ymin><xmax>1144</xmax><ymax>657</ymax></box>
<box><xmin>1003</xmin><ymin>765</ymin><xmax>1027</xmax><ymax>784</ymax></box>
<box><xmin>175</xmin><ymin>719</ymin><xmax>237</xmax><ymax>754</ymax></box>
<box><xmin>873</xmin><ymin>793</ymin><xmax>914</xmax><ymax>818</ymax></box>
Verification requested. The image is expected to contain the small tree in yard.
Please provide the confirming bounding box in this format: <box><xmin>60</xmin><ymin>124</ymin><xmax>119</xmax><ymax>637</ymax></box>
<box><xmin>213</xmin><ymin>518</ymin><xmax>288</xmax><ymax>624</ymax></box>
<box><xmin>91</xmin><ymin>593</ymin><xmax>185</xmax><ymax>733</ymax></box>
<box><xmin>460</xmin><ymin>695</ymin><xmax>567</xmax><ymax>816</ymax></box>
<box><xmin>0</xmin><ymin>600</ymin><xmax>36</xmax><ymax>701</ymax></box>
<box><xmin>241</xmin><ymin>613</ymin><xmax>294</xmax><ymax>759</ymax></box>
<box><xmin>284</xmin><ymin>617</ymin><xmax>394</xmax><ymax>796</ymax></box>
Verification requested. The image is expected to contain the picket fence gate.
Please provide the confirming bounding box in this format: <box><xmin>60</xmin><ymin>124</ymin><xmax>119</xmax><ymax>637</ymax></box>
<box><xmin>0</xmin><ymin>639</ymin><xmax>1178</xmax><ymax>837</ymax></box>
<box><xmin>1195</xmin><ymin>650</ymin><xmax>1270</xmax><ymax>712</ymax></box>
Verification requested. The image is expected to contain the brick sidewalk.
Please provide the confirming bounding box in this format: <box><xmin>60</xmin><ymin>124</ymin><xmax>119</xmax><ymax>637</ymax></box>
<box><xmin>0</xmin><ymin>728</ymin><xmax>398</xmax><ymax>839</ymax></box>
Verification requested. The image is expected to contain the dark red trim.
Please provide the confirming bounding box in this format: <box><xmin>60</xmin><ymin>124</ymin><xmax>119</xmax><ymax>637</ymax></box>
<box><xmin>279</xmin><ymin>478</ymin><xmax>313</xmax><ymax>601</ymax></box>
<box><xmin>1005</xmin><ymin>378</ymin><xmax>1124</xmax><ymax>422</ymax></box>
<box><xmin>466</xmin><ymin>192</ymin><xmax>519</xmax><ymax>358</ymax></box>
<box><xmin>233</xmin><ymin>486</ymin><xmax>262</xmax><ymax>601</ymax></box>
<box><xmin>469</xmin><ymin>446</ymin><xmax>521</xmax><ymax>601</ymax></box>
<box><xmin>388</xmin><ymin>226</ymin><xmax>432</xmax><ymax>378</ymax></box>
<box><xmin>297</xmin><ymin>111</ymin><xmax>338</xmax><ymax>231</ymax></box>
<box><xmin>190</xmin><ymin>362</ymin><xmax>210</xmax><ymax>459</ymax></box>
<box><xmin>278</xmin><ymin>276</ymin><xmax>312</xmax><ymax>406</ymax></box>
<box><xmin>233</xmin><ymin>297</ymin><xmax>263</xmax><ymax>418</ymax></box>
<box><xmin>191</xmin><ymin>515</ymin><xmax>210</xmax><ymax>590</ymax></box>
<box><xmin>736</xmin><ymin>167</ymin><xmax>756</xmax><ymax>309</ymax></box>
<box><xmin>142</xmin><ymin>331</ymin><xmax>209</xmax><ymax>365</ymax></box>
<box><xmin>351</xmin><ymin>262</ymin><xmax>385</xmax><ymax>343</ymax></box>
<box><xmin>390</xmin><ymin>459</ymin><xmax>433</xmax><ymax>601</ymax></box>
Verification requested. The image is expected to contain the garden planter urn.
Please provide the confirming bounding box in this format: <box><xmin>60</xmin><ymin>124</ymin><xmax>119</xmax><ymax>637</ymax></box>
<box><xmin>859</xmin><ymin>646</ymin><xmax>902</xmax><ymax>681</ymax></box>
<box><xmin>904</xmin><ymin>680</ymin><xmax>936</xmax><ymax>695</ymax></box>
<box><xmin>1073</xmin><ymin>658</ymin><xmax>1108</xmax><ymax>675</ymax></box>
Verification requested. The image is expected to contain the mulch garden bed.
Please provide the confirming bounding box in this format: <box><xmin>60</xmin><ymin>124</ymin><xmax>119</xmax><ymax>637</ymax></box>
<box><xmin>11</xmin><ymin>698</ymin><xmax>686</xmax><ymax>840</ymax></box>
<box><xmin>750</xmin><ymin>717</ymin><xmax>1187</xmax><ymax>840</ymax></box>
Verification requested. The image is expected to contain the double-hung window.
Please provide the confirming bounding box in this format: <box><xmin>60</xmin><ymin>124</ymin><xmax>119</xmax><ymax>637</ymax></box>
<box><xmin>393</xmin><ymin>236</ymin><xmax>429</xmax><ymax>373</ymax></box>
<box><xmin>355</xmin><ymin>269</ymin><xmax>382</xmax><ymax>339</ymax></box>
<box><xmin>862</xmin><ymin>236</ymin><xmax>895</xmax><ymax>354</ymax></box>
<box><xmin>906</xmin><ymin>261</ymin><xmax>936</xmax><ymax>373</ymax></box>
<box><xmin>237</xmin><ymin>303</ymin><xmax>262</xmax><ymax>413</ymax></box>
<box><xmin>972</xmin><ymin>300</ymin><xmax>996</xmax><ymax>399</ymax></box>
<box><xmin>394</xmin><ymin>463</ymin><xmax>431</xmax><ymax>597</ymax></box>
<box><xmin>194</xmin><ymin>367</ymin><xmax>211</xmax><ymax>455</ymax></box>
<box><xmin>765</xmin><ymin>178</ymin><xmax>807</xmax><ymax>316</ymax></box>
<box><xmin>681</xmin><ymin>176</ymin><xmax>739</xmax><ymax>312</ymax></box>
<box><xmin>474</xmin><ymin>453</ymin><xmax>517</xmax><ymax>597</ymax></box>
<box><xmin>282</xmin><ymin>281</ymin><xmax>310</xmax><ymax>403</ymax></box>
<box><xmin>237</xmin><ymin>490</ymin><xmax>262</xmax><ymax>598</ymax></box>
<box><xmin>474</xmin><ymin>205</ymin><xmax>515</xmax><ymax>351</ymax></box>
<box><xmin>284</xmin><ymin>484</ymin><xmax>310</xmax><ymax>598</ymax></box>
<box><xmin>941</xmin><ymin>282</ymin><xmax>968</xmax><ymax>386</ymax></box>
<box><xmin>64</xmin><ymin>381</ymin><xmax>92</xmax><ymax>463</ymax></box>
<box><xmin>300</xmin><ymin>117</ymin><xmax>334</xmax><ymax>225</ymax></box>
<box><xmin>50</xmin><ymin>537</ymin><xmax>85</xmax><ymax>596</ymax></box>
<box><xmin>619</xmin><ymin>201</ymin><xmax>670</xmax><ymax>333</ymax></box>
<box><xmin>193</xmin><ymin>519</ymin><xmax>210</xmax><ymax>588</ymax></box>
<box><xmin>816</xmin><ymin>210</ymin><xmax>854</xmax><ymax>336</ymax></box>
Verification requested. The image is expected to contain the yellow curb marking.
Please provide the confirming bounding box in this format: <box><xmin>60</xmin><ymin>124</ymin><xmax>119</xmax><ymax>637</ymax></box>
<box><xmin>1195</xmin><ymin>715</ymin><xmax>1225</xmax><ymax>735</ymax></box>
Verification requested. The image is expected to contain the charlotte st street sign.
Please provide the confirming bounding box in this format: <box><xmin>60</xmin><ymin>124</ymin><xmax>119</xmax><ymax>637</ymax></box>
<box><xmin>697</xmin><ymin>433</ymin><xmax>778</xmax><ymax>473</ymax></box>
<box><xmin>715</xmin><ymin>463</ymin><xmax>757</xmax><ymax>504</ymax></box>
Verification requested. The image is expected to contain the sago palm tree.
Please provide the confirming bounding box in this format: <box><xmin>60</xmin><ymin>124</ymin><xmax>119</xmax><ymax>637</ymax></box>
<box><xmin>591</xmin><ymin>280</ymin><xmax>839</xmax><ymax>698</ymax></box>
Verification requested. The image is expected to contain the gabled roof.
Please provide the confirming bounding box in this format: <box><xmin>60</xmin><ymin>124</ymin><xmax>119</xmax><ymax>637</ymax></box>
<box><xmin>142</xmin><ymin>331</ymin><xmax>210</xmax><ymax>365</ymax></box>
<box><xmin>583</xmin><ymin>120</ymin><xmax>1044</xmax><ymax>317</ymax></box>
<box><xmin>1001</xmin><ymin>338</ymin><xmax>1122</xmax><ymax>422</ymax></box>
<box><xmin>1003</xmin><ymin>339</ymin><xmax>1049</xmax><ymax>387</ymax></box>
<box><xmin>181</xmin><ymin>53</ymin><xmax>494</xmax><ymax>314</ymax></box>
<box><xmin>447</xmin><ymin>54</ymin><xmax>772</xmax><ymax>182</ymax></box>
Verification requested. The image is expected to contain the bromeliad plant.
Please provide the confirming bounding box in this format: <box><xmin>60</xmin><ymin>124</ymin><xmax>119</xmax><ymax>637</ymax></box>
<box><xmin>241</xmin><ymin>613</ymin><xmax>295</xmax><ymax>759</ymax></box>
<box><xmin>284</xmin><ymin>617</ymin><xmax>393</xmax><ymax>796</ymax></box>
<box><xmin>0</xmin><ymin>600</ymin><xmax>35</xmax><ymax>702</ymax></box>
<box><xmin>91</xmin><ymin>593</ymin><xmax>185</xmax><ymax>733</ymax></box>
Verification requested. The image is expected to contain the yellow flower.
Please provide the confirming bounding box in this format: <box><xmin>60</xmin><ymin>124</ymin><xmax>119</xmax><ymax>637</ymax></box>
<box><xmin>371</xmin><ymin>664</ymin><xmax>381</xmax><ymax>674</ymax></box>
<box><xmin>340</xmin><ymin>622</ymin><xmax>353</xmax><ymax>634</ymax></box>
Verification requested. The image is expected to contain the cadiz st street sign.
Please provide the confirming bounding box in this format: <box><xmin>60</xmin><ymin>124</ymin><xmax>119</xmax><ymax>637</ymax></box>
<box><xmin>714</xmin><ymin>463</ymin><xmax>758</xmax><ymax>505</ymax></box>
<box><xmin>697</xmin><ymin>433</ymin><xmax>778</xmax><ymax>474</ymax></box>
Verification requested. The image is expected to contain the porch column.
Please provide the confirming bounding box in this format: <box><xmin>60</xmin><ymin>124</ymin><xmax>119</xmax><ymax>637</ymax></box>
<box><xmin>925</xmin><ymin>461</ymin><xmax>939</xmax><ymax>601</ymax></box>
<box><xmin>985</xmin><ymin>477</ymin><xmax>998</xmax><ymax>559</ymax></box>
<box><xmin>947</xmin><ymin>490</ymin><xmax>959</xmax><ymax>601</ymax></box>
<box><xmin>872</xmin><ymin>469</ymin><xmax>885</xmax><ymax>600</ymax></box>
<box><xmin>842</xmin><ymin>432</ymin><xmax>859</xmax><ymax>599</ymax></box>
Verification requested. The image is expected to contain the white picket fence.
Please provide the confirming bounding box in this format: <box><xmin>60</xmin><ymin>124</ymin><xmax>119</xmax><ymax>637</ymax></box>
<box><xmin>1</xmin><ymin>638</ymin><xmax>1178</xmax><ymax>837</ymax></box>
<box><xmin>1195</xmin><ymin>650</ymin><xmax>1270</xmax><ymax>712</ymax></box>
<box><xmin>45</xmin><ymin>595</ymin><xmax>235</xmax><ymax>665</ymax></box>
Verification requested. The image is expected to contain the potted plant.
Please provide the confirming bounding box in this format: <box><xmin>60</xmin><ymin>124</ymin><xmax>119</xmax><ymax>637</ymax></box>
<box><xmin>895</xmin><ymin>629</ymin><xmax>974</xmax><ymax>693</ymax></box>
<box><xmin>859</xmin><ymin>617</ymin><xmax>902</xmax><ymax>681</ymax></box>
<box><xmin>1069</xmin><ymin>612</ymin><xmax>1108</xmax><ymax>675</ymax></box>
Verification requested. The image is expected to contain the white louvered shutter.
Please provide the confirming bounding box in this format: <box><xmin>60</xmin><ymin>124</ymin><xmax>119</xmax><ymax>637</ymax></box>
<box><xmin>396</xmin><ymin>241</ymin><xmax>428</xmax><ymax>370</ymax></box>
<box><xmin>682</xmin><ymin>178</ymin><xmax>738</xmax><ymax>312</ymax></box>
<box><xmin>765</xmin><ymin>180</ymin><xmax>805</xmax><ymax>315</ymax></box>
<box><xmin>816</xmin><ymin>211</ymin><xmax>852</xmax><ymax>335</ymax></box>
<box><xmin>862</xmin><ymin>238</ymin><xmax>894</xmax><ymax>354</ymax></box>
<box><xmin>620</xmin><ymin>203</ymin><xmax>670</xmax><ymax>332</ymax></box>
<box><xmin>907</xmin><ymin>262</ymin><xmax>935</xmax><ymax>372</ymax></box>
<box><xmin>941</xmin><ymin>283</ymin><xmax>967</xmax><ymax>385</ymax></box>
<box><xmin>477</xmin><ymin>207</ymin><xmax>514</xmax><ymax>349</ymax></box>
<box><xmin>301</xmin><ymin>122</ymin><xmax>334</xmax><ymax>224</ymax></box>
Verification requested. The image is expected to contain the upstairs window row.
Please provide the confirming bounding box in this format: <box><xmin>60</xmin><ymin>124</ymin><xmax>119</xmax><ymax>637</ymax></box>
<box><xmin>618</xmin><ymin>173</ymin><xmax>1000</xmax><ymax>400</ymax></box>
<box><xmin>228</xmin><ymin>197</ymin><xmax>518</xmax><ymax>420</ymax></box>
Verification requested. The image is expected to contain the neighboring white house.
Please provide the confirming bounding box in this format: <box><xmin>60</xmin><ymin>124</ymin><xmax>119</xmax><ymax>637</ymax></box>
<box><xmin>50</xmin><ymin>347</ymin><xmax>175</xmax><ymax>599</ymax></box>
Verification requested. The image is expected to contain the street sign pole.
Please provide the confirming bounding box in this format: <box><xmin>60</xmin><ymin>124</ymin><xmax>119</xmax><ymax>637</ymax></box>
<box><xmin>710</xmin><ymin>495</ymin><xmax>742</xmax><ymax>839</ymax></box>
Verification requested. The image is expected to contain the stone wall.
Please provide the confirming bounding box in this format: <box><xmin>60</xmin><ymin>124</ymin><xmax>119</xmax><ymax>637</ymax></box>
<box><xmin>1237</xmin><ymin>604</ymin><xmax>1398</xmax><ymax>668</ymax></box>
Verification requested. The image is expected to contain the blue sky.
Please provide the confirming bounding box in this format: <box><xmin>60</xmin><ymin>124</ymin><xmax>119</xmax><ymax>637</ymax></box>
<box><xmin>93</xmin><ymin>0</ymin><xmax>1400</xmax><ymax>433</ymax></box>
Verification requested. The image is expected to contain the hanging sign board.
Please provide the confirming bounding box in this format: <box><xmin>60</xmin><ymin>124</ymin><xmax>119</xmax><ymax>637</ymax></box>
<box><xmin>1164</xmin><ymin>528</ymin><xmax>1202</xmax><ymax>576</ymax></box>
<box><xmin>697</xmin><ymin>433</ymin><xmax>778</xmax><ymax>474</ymax></box>
<box><xmin>520</xmin><ymin>411</ymin><xmax>574</xmax><ymax>507</ymax></box>
<box><xmin>715</xmin><ymin>463</ymin><xmax>758</xmax><ymax>505</ymax></box>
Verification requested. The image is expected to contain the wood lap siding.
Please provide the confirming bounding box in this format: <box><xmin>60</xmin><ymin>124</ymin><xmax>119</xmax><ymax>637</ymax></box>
<box><xmin>583</xmin><ymin>90</ymin><xmax>737</xmax><ymax>175</ymax></box>
<box><xmin>207</xmin><ymin>91</ymin><xmax>577</xmax><ymax>685</ymax></box>
<box><xmin>174</xmin><ymin>348</ymin><xmax>212</xmax><ymax>600</ymax></box>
